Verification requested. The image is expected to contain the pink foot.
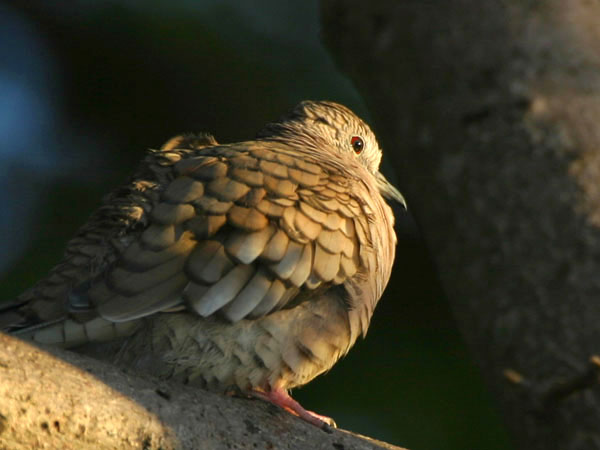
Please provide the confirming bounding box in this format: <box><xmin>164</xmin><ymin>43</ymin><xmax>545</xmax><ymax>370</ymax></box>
<box><xmin>252</xmin><ymin>387</ymin><xmax>336</xmax><ymax>430</ymax></box>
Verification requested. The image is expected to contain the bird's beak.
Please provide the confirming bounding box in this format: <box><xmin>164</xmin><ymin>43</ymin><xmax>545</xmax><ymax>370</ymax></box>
<box><xmin>376</xmin><ymin>172</ymin><xmax>407</xmax><ymax>209</ymax></box>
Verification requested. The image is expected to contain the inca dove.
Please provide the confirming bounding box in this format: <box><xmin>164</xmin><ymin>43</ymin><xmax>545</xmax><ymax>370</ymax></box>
<box><xmin>1</xmin><ymin>101</ymin><xmax>405</xmax><ymax>428</ymax></box>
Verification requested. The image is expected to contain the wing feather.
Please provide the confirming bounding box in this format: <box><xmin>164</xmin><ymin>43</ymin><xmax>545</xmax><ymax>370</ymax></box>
<box><xmin>40</xmin><ymin>141</ymin><xmax>382</xmax><ymax>328</ymax></box>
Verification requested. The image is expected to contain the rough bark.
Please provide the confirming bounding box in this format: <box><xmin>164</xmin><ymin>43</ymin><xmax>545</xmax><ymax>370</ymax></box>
<box><xmin>321</xmin><ymin>1</ymin><xmax>600</xmax><ymax>449</ymax></box>
<box><xmin>0</xmin><ymin>334</ymin><xmax>404</xmax><ymax>450</ymax></box>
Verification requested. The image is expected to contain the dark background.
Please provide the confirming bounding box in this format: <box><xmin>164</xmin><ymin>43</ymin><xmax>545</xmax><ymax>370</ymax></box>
<box><xmin>0</xmin><ymin>2</ymin><xmax>512</xmax><ymax>449</ymax></box>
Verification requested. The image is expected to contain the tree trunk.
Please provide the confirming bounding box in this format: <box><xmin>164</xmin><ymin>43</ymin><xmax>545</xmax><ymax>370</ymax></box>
<box><xmin>321</xmin><ymin>1</ymin><xmax>600</xmax><ymax>449</ymax></box>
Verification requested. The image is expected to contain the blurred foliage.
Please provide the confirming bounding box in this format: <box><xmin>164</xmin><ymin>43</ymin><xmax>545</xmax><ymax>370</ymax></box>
<box><xmin>0</xmin><ymin>2</ymin><xmax>512</xmax><ymax>449</ymax></box>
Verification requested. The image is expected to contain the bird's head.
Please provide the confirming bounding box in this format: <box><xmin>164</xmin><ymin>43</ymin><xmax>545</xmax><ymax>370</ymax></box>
<box><xmin>257</xmin><ymin>100</ymin><xmax>406</xmax><ymax>208</ymax></box>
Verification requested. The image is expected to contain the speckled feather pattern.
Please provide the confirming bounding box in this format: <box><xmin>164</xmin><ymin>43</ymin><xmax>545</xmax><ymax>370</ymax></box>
<box><xmin>3</xmin><ymin>101</ymin><xmax>399</xmax><ymax>394</ymax></box>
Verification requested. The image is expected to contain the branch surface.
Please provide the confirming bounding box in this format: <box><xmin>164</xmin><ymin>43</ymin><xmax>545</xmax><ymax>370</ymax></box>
<box><xmin>0</xmin><ymin>334</ymin><xmax>405</xmax><ymax>450</ymax></box>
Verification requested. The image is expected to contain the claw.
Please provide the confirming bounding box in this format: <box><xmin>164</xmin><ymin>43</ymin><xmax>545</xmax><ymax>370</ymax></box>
<box><xmin>251</xmin><ymin>386</ymin><xmax>336</xmax><ymax>430</ymax></box>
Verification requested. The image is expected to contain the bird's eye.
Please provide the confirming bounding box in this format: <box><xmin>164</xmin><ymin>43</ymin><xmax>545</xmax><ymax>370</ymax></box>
<box><xmin>351</xmin><ymin>136</ymin><xmax>364</xmax><ymax>154</ymax></box>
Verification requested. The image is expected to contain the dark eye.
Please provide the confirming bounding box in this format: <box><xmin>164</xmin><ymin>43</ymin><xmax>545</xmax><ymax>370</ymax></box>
<box><xmin>351</xmin><ymin>136</ymin><xmax>364</xmax><ymax>154</ymax></box>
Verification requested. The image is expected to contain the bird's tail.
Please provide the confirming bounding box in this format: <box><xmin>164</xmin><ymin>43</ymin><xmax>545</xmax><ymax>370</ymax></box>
<box><xmin>1</xmin><ymin>299</ymin><xmax>140</xmax><ymax>348</ymax></box>
<box><xmin>0</xmin><ymin>300</ymin><xmax>29</xmax><ymax>331</ymax></box>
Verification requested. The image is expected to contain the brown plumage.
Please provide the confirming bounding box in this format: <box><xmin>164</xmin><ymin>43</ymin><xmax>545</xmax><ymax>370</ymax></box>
<box><xmin>1</xmin><ymin>101</ymin><xmax>405</xmax><ymax>428</ymax></box>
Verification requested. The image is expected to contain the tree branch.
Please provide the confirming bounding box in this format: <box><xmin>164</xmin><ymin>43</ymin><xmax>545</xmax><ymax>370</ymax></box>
<box><xmin>0</xmin><ymin>334</ymin><xmax>405</xmax><ymax>450</ymax></box>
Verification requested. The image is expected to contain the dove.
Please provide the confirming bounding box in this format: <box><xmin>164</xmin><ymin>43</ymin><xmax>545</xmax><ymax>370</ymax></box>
<box><xmin>0</xmin><ymin>100</ymin><xmax>405</xmax><ymax>428</ymax></box>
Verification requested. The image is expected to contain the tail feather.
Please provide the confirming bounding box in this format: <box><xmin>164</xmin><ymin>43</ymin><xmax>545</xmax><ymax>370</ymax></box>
<box><xmin>12</xmin><ymin>317</ymin><xmax>141</xmax><ymax>348</ymax></box>
<box><xmin>0</xmin><ymin>300</ymin><xmax>29</xmax><ymax>331</ymax></box>
<box><xmin>2</xmin><ymin>299</ymin><xmax>140</xmax><ymax>348</ymax></box>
